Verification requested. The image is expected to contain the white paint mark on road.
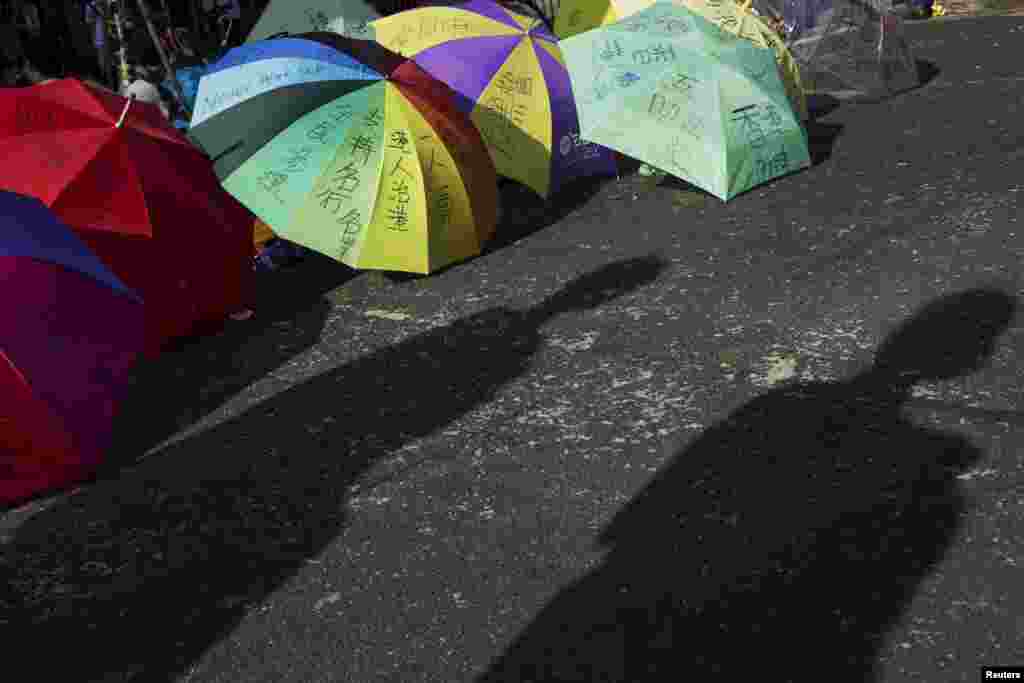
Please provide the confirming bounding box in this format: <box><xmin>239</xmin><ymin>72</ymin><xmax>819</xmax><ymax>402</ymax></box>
<box><xmin>314</xmin><ymin>592</ymin><xmax>342</xmax><ymax>612</ymax></box>
<box><xmin>751</xmin><ymin>353</ymin><xmax>799</xmax><ymax>387</ymax></box>
<box><xmin>956</xmin><ymin>467</ymin><xmax>999</xmax><ymax>481</ymax></box>
<box><xmin>547</xmin><ymin>331</ymin><xmax>600</xmax><ymax>353</ymax></box>
<box><xmin>365</xmin><ymin>309</ymin><xmax>412</xmax><ymax>321</ymax></box>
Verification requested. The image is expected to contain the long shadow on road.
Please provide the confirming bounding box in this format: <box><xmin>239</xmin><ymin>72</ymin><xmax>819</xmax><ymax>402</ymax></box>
<box><xmin>1</xmin><ymin>255</ymin><xmax>666</xmax><ymax>682</ymax></box>
<box><xmin>480</xmin><ymin>287</ymin><xmax>1017</xmax><ymax>682</ymax></box>
<box><xmin>104</xmin><ymin>252</ymin><xmax>355</xmax><ymax>468</ymax></box>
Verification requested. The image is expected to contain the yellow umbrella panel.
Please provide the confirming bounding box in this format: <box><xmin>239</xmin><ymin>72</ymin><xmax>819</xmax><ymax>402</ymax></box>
<box><xmin>555</xmin><ymin>0</ymin><xmax>654</xmax><ymax>38</ymax></box>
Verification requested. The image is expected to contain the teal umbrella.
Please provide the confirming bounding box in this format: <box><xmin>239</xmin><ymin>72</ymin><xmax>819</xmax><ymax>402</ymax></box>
<box><xmin>247</xmin><ymin>0</ymin><xmax>381</xmax><ymax>42</ymax></box>
<box><xmin>559</xmin><ymin>0</ymin><xmax>810</xmax><ymax>201</ymax></box>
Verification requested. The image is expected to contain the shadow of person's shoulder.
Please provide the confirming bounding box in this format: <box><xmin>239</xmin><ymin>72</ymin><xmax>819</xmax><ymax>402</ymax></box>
<box><xmin>596</xmin><ymin>371</ymin><xmax>981</xmax><ymax>553</ymax></box>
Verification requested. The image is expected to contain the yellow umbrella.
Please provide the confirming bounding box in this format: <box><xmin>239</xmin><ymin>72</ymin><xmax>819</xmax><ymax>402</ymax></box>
<box><xmin>555</xmin><ymin>0</ymin><xmax>807</xmax><ymax>121</ymax></box>
<box><xmin>191</xmin><ymin>35</ymin><xmax>498</xmax><ymax>275</ymax></box>
<box><xmin>370</xmin><ymin>0</ymin><xmax>618</xmax><ymax>199</ymax></box>
<box><xmin>253</xmin><ymin>217</ymin><xmax>277</xmax><ymax>251</ymax></box>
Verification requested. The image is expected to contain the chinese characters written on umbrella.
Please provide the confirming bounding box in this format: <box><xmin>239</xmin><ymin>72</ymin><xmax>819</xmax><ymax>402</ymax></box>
<box><xmin>331</xmin><ymin>106</ymin><xmax>384</xmax><ymax>256</ymax></box>
<box><xmin>705</xmin><ymin>0</ymin><xmax>741</xmax><ymax>31</ymax></box>
<box><xmin>197</xmin><ymin>83</ymin><xmax>254</xmax><ymax>120</ymax></box>
<box><xmin>648</xmin><ymin>70</ymin><xmax>706</xmax><ymax>141</ymax></box>
<box><xmin>306</xmin><ymin>7</ymin><xmax>371</xmax><ymax>37</ymax></box>
<box><xmin>593</xmin><ymin>38</ymin><xmax>678</xmax><ymax>100</ymax></box>
<box><xmin>256</xmin><ymin>102</ymin><xmax>355</xmax><ymax>204</ymax></box>
<box><xmin>199</xmin><ymin>60</ymin><xmax>376</xmax><ymax>120</ymax></box>
<box><xmin>420</xmin><ymin>138</ymin><xmax>452</xmax><ymax>232</ymax></box>
<box><xmin>481</xmin><ymin>69</ymin><xmax>532</xmax><ymax>158</ymax></box>
<box><xmin>392</xmin><ymin>15</ymin><xmax>472</xmax><ymax>54</ymax></box>
<box><xmin>731</xmin><ymin>103</ymin><xmax>791</xmax><ymax>183</ymax></box>
<box><xmin>306</xmin><ymin>8</ymin><xmax>329</xmax><ymax>31</ymax></box>
<box><xmin>615</xmin><ymin>10</ymin><xmax>692</xmax><ymax>35</ymax></box>
<box><xmin>598</xmin><ymin>39</ymin><xmax>678</xmax><ymax>66</ymax></box>
<box><xmin>383</xmin><ymin>129</ymin><xmax>416</xmax><ymax>233</ymax></box>
<box><xmin>15</xmin><ymin>101</ymin><xmax>60</xmax><ymax>130</ymax></box>
<box><xmin>256</xmin><ymin>62</ymin><xmax>330</xmax><ymax>88</ymax></box>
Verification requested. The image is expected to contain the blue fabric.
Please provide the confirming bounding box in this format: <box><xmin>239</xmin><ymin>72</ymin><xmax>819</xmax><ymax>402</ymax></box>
<box><xmin>204</xmin><ymin>37</ymin><xmax>382</xmax><ymax>79</ymax></box>
<box><xmin>173</xmin><ymin>64</ymin><xmax>207</xmax><ymax>112</ymax></box>
<box><xmin>191</xmin><ymin>39</ymin><xmax>383</xmax><ymax>126</ymax></box>
<box><xmin>254</xmin><ymin>238</ymin><xmax>312</xmax><ymax>272</ymax></box>
<box><xmin>0</xmin><ymin>191</ymin><xmax>139</xmax><ymax>300</ymax></box>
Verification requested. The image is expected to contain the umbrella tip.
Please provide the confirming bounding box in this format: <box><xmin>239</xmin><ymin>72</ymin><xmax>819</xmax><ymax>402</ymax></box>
<box><xmin>115</xmin><ymin>96</ymin><xmax>134</xmax><ymax>128</ymax></box>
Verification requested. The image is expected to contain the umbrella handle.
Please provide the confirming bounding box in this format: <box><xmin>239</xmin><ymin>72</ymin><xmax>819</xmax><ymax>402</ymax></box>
<box><xmin>116</xmin><ymin>96</ymin><xmax>134</xmax><ymax>128</ymax></box>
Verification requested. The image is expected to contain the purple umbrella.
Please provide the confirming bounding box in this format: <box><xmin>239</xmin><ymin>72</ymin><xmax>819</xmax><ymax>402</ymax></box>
<box><xmin>1</xmin><ymin>191</ymin><xmax>144</xmax><ymax>506</ymax></box>
<box><xmin>372</xmin><ymin>0</ymin><xmax>617</xmax><ymax>198</ymax></box>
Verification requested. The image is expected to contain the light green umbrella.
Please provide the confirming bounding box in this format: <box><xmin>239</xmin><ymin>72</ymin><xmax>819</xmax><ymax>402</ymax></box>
<box><xmin>247</xmin><ymin>0</ymin><xmax>381</xmax><ymax>42</ymax></box>
<box><xmin>560</xmin><ymin>0</ymin><xmax>810</xmax><ymax>201</ymax></box>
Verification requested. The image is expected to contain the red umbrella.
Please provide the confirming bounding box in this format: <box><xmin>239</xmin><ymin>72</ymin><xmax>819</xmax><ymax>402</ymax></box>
<box><xmin>0</xmin><ymin>79</ymin><xmax>254</xmax><ymax>356</ymax></box>
<box><xmin>1</xmin><ymin>191</ymin><xmax>144</xmax><ymax>506</ymax></box>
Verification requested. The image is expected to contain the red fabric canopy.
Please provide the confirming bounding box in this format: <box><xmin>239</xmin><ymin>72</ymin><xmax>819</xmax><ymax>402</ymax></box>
<box><xmin>0</xmin><ymin>79</ymin><xmax>254</xmax><ymax>356</ymax></box>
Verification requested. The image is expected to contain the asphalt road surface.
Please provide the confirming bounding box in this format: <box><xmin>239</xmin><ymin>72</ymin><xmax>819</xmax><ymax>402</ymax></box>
<box><xmin>2</xmin><ymin>14</ymin><xmax>1024</xmax><ymax>683</ymax></box>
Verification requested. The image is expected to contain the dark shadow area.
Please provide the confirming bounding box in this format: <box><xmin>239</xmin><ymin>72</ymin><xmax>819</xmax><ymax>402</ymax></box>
<box><xmin>915</xmin><ymin>59</ymin><xmax>941</xmax><ymax>88</ymax></box>
<box><xmin>613</xmin><ymin>153</ymin><xmax>644</xmax><ymax>177</ymax></box>
<box><xmin>250</xmin><ymin>249</ymin><xmax>359</xmax><ymax>321</ymax></box>
<box><xmin>467</xmin><ymin>97</ymin><xmax>617</xmax><ymax>249</ymax></box>
<box><xmin>1</xmin><ymin>256</ymin><xmax>667</xmax><ymax>682</ymax></box>
<box><xmin>807</xmin><ymin>92</ymin><xmax>842</xmax><ymax>120</ymax></box>
<box><xmin>806</xmin><ymin>120</ymin><xmax>846</xmax><ymax>166</ymax></box>
<box><xmin>485</xmin><ymin>174</ymin><xmax>613</xmax><ymax>253</ymax></box>
<box><xmin>875</xmin><ymin>58</ymin><xmax>941</xmax><ymax>102</ymax></box>
<box><xmin>103</xmin><ymin>252</ymin><xmax>357</xmax><ymax>471</ymax></box>
<box><xmin>480</xmin><ymin>287</ymin><xmax>1017</xmax><ymax>682</ymax></box>
<box><xmin>378</xmin><ymin>173</ymin><xmax>612</xmax><ymax>285</ymax></box>
<box><xmin>657</xmin><ymin>174</ymin><xmax>715</xmax><ymax>198</ymax></box>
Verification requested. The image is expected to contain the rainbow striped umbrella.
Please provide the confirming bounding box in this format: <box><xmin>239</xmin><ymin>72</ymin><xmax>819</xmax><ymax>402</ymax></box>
<box><xmin>189</xmin><ymin>35</ymin><xmax>498</xmax><ymax>275</ymax></box>
<box><xmin>371</xmin><ymin>0</ymin><xmax>617</xmax><ymax>199</ymax></box>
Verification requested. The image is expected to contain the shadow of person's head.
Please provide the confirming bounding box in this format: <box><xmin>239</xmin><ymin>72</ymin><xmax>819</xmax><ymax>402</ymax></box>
<box><xmin>868</xmin><ymin>288</ymin><xmax>1018</xmax><ymax>390</ymax></box>
<box><xmin>527</xmin><ymin>255</ymin><xmax>666</xmax><ymax>325</ymax></box>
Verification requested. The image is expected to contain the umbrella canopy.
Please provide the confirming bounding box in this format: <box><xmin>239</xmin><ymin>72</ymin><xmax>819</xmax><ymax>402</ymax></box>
<box><xmin>0</xmin><ymin>79</ymin><xmax>255</xmax><ymax>357</ymax></box>
<box><xmin>189</xmin><ymin>34</ymin><xmax>498</xmax><ymax>274</ymax></box>
<box><xmin>1</xmin><ymin>191</ymin><xmax>144</xmax><ymax>506</ymax></box>
<box><xmin>247</xmin><ymin>0</ymin><xmax>381</xmax><ymax>42</ymax></box>
<box><xmin>371</xmin><ymin>0</ymin><xmax>618</xmax><ymax>199</ymax></box>
<box><xmin>555</xmin><ymin>0</ymin><xmax>652</xmax><ymax>37</ymax></box>
<box><xmin>555</xmin><ymin>0</ymin><xmax>806</xmax><ymax>121</ymax></box>
<box><xmin>560</xmin><ymin>1</ymin><xmax>810</xmax><ymax>201</ymax></box>
<box><xmin>780</xmin><ymin>0</ymin><xmax>919</xmax><ymax>98</ymax></box>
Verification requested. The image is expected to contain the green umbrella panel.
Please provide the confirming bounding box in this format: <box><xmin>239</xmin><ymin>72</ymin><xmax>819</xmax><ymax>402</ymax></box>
<box><xmin>560</xmin><ymin>1</ymin><xmax>810</xmax><ymax>201</ymax></box>
<box><xmin>247</xmin><ymin>0</ymin><xmax>381</xmax><ymax>42</ymax></box>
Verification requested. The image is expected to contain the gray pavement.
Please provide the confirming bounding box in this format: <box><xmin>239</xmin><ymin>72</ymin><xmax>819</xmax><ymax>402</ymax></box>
<box><xmin>3</xmin><ymin>14</ymin><xmax>1024</xmax><ymax>683</ymax></box>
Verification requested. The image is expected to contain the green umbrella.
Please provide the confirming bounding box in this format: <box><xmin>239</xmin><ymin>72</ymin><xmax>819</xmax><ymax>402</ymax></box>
<box><xmin>559</xmin><ymin>0</ymin><xmax>810</xmax><ymax>201</ymax></box>
<box><xmin>247</xmin><ymin>0</ymin><xmax>381</xmax><ymax>42</ymax></box>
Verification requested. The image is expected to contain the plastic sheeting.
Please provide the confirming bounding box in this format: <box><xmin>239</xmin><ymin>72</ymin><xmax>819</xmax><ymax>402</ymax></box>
<box><xmin>750</xmin><ymin>0</ymin><xmax>919</xmax><ymax>98</ymax></box>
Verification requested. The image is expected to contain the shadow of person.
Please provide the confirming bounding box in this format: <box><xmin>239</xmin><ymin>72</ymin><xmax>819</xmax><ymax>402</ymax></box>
<box><xmin>486</xmin><ymin>175</ymin><xmax>613</xmax><ymax>255</ymax></box>
<box><xmin>479</xmin><ymin>287</ymin><xmax>1018</xmax><ymax>682</ymax></box>
<box><xmin>1</xmin><ymin>255</ymin><xmax>666</xmax><ymax>682</ymax></box>
<box><xmin>915</xmin><ymin>60</ymin><xmax>940</xmax><ymax>89</ymax></box>
<box><xmin>101</xmin><ymin>254</ymin><xmax>355</xmax><ymax>471</ymax></box>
